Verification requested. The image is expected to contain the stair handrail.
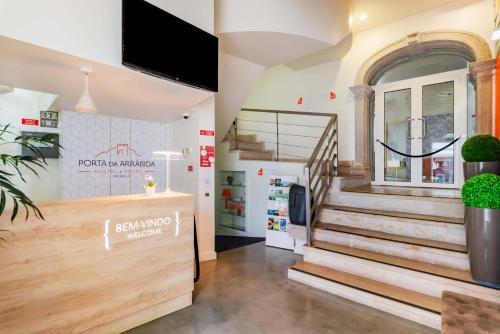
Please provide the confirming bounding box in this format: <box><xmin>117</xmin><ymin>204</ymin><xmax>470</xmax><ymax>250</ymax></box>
<box><xmin>304</xmin><ymin>114</ymin><xmax>338</xmax><ymax>246</ymax></box>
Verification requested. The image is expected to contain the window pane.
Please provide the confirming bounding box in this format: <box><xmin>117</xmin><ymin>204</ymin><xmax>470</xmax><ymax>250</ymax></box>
<box><xmin>422</xmin><ymin>81</ymin><xmax>454</xmax><ymax>184</ymax></box>
<box><xmin>384</xmin><ymin>89</ymin><xmax>411</xmax><ymax>182</ymax></box>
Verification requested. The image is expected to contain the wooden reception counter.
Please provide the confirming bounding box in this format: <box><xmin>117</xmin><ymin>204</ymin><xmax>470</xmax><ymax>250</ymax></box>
<box><xmin>0</xmin><ymin>192</ymin><xmax>194</xmax><ymax>334</ymax></box>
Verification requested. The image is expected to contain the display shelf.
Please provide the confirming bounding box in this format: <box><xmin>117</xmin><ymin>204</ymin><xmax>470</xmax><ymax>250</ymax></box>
<box><xmin>221</xmin><ymin>211</ymin><xmax>246</xmax><ymax>218</ymax></box>
<box><xmin>219</xmin><ymin>170</ymin><xmax>247</xmax><ymax>233</ymax></box>
<box><xmin>220</xmin><ymin>198</ymin><xmax>246</xmax><ymax>203</ymax></box>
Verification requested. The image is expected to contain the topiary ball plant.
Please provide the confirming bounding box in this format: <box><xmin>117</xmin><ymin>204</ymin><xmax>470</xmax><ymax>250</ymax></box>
<box><xmin>461</xmin><ymin>173</ymin><xmax>500</xmax><ymax>209</ymax></box>
<box><xmin>461</xmin><ymin>135</ymin><xmax>500</xmax><ymax>162</ymax></box>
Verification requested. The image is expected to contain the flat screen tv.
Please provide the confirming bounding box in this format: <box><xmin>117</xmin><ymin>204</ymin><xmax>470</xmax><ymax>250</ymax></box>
<box><xmin>122</xmin><ymin>0</ymin><xmax>218</xmax><ymax>92</ymax></box>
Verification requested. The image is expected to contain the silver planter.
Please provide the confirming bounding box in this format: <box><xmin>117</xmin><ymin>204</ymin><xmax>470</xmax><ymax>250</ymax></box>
<box><xmin>466</xmin><ymin>207</ymin><xmax>500</xmax><ymax>287</ymax></box>
<box><xmin>463</xmin><ymin>161</ymin><xmax>500</xmax><ymax>181</ymax></box>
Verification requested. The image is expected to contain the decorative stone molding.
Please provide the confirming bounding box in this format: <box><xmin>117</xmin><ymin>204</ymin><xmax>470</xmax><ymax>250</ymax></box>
<box><xmin>350</xmin><ymin>30</ymin><xmax>494</xmax><ymax>174</ymax></box>
<box><xmin>470</xmin><ymin>59</ymin><xmax>496</xmax><ymax>135</ymax></box>
<box><xmin>349</xmin><ymin>84</ymin><xmax>373</xmax><ymax>177</ymax></box>
<box><xmin>355</xmin><ymin>30</ymin><xmax>492</xmax><ymax>86</ymax></box>
<box><xmin>350</xmin><ymin>84</ymin><xmax>373</xmax><ymax>100</ymax></box>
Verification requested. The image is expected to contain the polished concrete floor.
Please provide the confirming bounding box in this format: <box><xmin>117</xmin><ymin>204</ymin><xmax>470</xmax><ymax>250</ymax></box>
<box><xmin>125</xmin><ymin>242</ymin><xmax>438</xmax><ymax>334</ymax></box>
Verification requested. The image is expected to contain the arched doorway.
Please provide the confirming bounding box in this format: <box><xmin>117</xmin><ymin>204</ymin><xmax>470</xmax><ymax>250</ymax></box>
<box><xmin>349</xmin><ymin>30</ymin><xmax>494</xmax><ymax>183</ymax></box>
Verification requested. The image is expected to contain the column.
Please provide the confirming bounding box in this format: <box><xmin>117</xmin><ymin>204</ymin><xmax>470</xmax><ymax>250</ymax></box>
<box><xmin>349</xmin><ymin>84</ymin><xmax>373</xmax><ymax>177</ymax></box>
<box><xmin>470</xmin><ymin>59</ymin><xmax>495</xmax><ymax>135</ymax></box>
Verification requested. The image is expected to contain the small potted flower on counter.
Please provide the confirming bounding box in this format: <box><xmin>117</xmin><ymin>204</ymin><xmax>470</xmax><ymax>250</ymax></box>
<box><xmin>144</xmin><ymin>175</ymin><xmax>157</xmax><ymax>195</ymax></box>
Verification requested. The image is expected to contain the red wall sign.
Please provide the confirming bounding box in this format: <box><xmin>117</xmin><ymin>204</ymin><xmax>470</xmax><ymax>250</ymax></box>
<box><xmin>22</xmin><ymin>118</ymin><xmax>39</xmax><ymax>126</ymax></box>
<box><xmin>200</xmin><ymin>129</ymin><xmax>215</xmax><ymax>136</ymax></box>
<box><xmin>187</xmin><ymin>165</ymin><xmax>193</xmax><ymax>172</ymax></box>
<box><xmin>200</xmin><ymin>145</ymin><xmax>215</xmax><ymax>168</ymax></box>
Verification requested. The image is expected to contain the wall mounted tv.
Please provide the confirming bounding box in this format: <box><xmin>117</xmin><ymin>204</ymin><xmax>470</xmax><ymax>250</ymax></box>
<box><xmin>122</xmin><ymin>0</ymin><xmax>218</xmax><ymax>92</ymax></box>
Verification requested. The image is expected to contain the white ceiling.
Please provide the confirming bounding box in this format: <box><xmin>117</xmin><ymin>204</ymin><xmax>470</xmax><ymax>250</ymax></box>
<box><xmin>219</xmin><ymin>31</ymin><xmax>332</xmax><ymax>66</ymax></box>
<box><xmin>0</xmin><ymin>36</ymin><xmax>213</xmax><ymax>122</ymax></box>
<box><xmin>351</xmin><ymin>0</ymin><xmax>471</xmax><ymax>32</ymax></box>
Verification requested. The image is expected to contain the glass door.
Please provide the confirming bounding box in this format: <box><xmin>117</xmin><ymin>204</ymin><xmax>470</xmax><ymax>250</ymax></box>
<box><xmin>374</xmin><ymin>69</ymin><xmax>467</xmax><ymax>188</ymax></box>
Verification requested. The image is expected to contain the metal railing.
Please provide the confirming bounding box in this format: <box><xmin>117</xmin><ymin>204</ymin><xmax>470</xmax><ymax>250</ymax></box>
<box><xmin>227</xmin><ymin>108</ymin><xmax>333</xmax><ymax>162</ymax></box>
<box><xmin>304</xmin><ymin>113</ymin><xmax>338</xmax><ymax>246</ymax></box>
<box><xmin>225</xmin><ymin>108</ymin><xmax>338</xmax><ymax>246</ymax></box>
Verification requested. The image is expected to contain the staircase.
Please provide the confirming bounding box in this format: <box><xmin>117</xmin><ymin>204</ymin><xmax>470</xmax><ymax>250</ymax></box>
<box><xmin>288</xmin><ymin>176</ymin><xmax>500</xmax><ymax>330</ymax></box>
<box><xmin>223</xmin><ymin>133</ymin><xmax>275</xmax><ymax>161</ymax></box>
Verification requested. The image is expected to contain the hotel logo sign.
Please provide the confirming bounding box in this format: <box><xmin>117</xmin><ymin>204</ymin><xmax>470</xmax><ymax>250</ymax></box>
<box><xmin>78</xmin><ymin>143</ymin><xmax>156</xmax><ymax>175</ymax></box>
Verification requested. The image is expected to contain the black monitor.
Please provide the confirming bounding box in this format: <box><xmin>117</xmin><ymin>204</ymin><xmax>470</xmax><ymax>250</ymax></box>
<box><xmin>122</xmin><ymin>0</ymin><xmax>218</xmax><ymax>92</ymax></box>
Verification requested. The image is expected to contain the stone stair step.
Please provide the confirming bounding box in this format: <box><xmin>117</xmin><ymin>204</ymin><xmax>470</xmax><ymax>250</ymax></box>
<box><xmin>223</xmin><ymin>133</ymin><xmax>257</xmax><ymax>143</ymax></box>
<box><xmin>229</xmin><ymin>141</ymin><xmax>265</xmax><ymax>152</ymax></box>
<box><xmin>323</xmin><ymin>204</ymin><xmax>464</xmax><ymax>225</ymax></box>
<box><xmin>327</xmin><ymin>186</ymin><xmax>463</xmax><ymax>219</ymax></box>
<box><xmin>315</xmin><ymin>223</ymin><xmax>466</xmax><ymax>253</ymax></box>
<box><xmin>343</xmin><ymin>185</ymin><xmax>460</xmax><ymax>199</ymax></box>
<box><xmin>289</xmin><ymin>261</ymin><xmax>441</xmax><ymax>329</ymax></box>
<box><xmin>237</xmin><ymin>150</ymin><xmax>274</xmax><ymax>161</ymax></box>
<box><xmin>311</xmin><ymin>241</ymin><xmax>475</xmax><ymax>285</ymax></box>
<box><xmin>318</xmin><ymin>208</ymin><xmax>465</xmax><ymax>245</ymax></box>
<box><xmin>313</xmin><ymin>226</ymin><xmax>469</xmax><ymax>271</ymax></box>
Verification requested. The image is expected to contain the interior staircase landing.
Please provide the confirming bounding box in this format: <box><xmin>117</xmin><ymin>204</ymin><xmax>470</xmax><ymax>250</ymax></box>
<box><xmin>343</xmin><ymin>185</ymin><xmax>461</xmax><ymax>199</ymax></box>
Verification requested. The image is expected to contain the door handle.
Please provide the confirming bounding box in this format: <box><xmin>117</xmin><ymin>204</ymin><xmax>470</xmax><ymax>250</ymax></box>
<box><xmin>417</xmin><ymin>118</ymin><xmax>427</xmax><ymax>139</ymax></box>
<box><xmin>406</xmin><ymin>118</ymin><xmax>414</xmax><ymax>140</ymax></box>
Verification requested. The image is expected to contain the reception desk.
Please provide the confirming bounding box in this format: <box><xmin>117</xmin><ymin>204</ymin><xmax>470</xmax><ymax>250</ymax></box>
<box><xmin>0</xmin><ymin>192</ymin><xmax>194</xmax><ymax>334</ymax></box>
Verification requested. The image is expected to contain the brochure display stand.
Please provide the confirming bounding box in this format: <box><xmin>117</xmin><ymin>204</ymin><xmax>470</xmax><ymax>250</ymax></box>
<box><xmin>265</xmin><ymin>175</ymin><xmax>297</xmax><ymax>250</ymax></box>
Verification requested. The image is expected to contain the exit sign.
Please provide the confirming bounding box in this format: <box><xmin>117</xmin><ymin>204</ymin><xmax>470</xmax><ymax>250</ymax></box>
<box><xmin>22</xmin><ymin>118</ymin><xmax>39</xmax><ymax>126</ymax></box>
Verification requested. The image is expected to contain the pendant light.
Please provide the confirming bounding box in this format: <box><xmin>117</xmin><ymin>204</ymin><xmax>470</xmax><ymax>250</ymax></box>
<box><xmin>75</xmin><ymin>66</ymin><xmax>97</xmax><ymax>113</ymax></box>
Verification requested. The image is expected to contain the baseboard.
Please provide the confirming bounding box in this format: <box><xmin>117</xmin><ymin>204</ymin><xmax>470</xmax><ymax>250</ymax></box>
<box><xmin>83</xmin><ymin>292</ymin><xmax>192</xmax><ymax>334</ymax></box>
<box><xmin>200</xmin><ymin>251</ymin><xmax>217</xmax><ymax>262</ymax></box>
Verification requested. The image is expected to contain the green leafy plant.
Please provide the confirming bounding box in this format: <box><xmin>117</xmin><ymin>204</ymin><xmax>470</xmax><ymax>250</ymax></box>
<box><xmin>461</xmin><ymin>173</ymin><xmax>500</xmax><ymax>209</ymax></box>
<box><xmin>461</xmin><ymin>135</ymin><xmax>500</xmax><ymax>162</ymax></box>
<box><xmin>0</xmin><ymin>124</ymin><xmax>61</xmax><ymax>229</ymax></box>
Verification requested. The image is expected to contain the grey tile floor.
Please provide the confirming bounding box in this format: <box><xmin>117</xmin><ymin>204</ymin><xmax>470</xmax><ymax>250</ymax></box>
<box><xmin>125</xmin><ymin>242</ymin><xmax>438</xmax><ymax>334</ymax></box>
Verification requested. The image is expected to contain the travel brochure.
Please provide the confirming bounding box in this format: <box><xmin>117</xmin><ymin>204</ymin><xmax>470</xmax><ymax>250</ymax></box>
<box><xmin>266</xmin><ymin>176</ymin><xmax>294</xmax><ymax>232</ymax></box>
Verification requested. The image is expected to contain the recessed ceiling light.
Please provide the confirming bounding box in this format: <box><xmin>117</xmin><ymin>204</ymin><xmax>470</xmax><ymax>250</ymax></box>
<box><xmin>359</xmin><ymin>14</ymin><xmax>368</xmax><ymax>21</ymax></box>
<box><xmin>492</xmin><ymin>28</ymin><xmax>500</xmax><ymax>41</ymax></box>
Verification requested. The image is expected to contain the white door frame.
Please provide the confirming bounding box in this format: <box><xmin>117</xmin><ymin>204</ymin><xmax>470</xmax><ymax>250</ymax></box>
<box><xmin>373</xmin><ymin>69</ymin><xmax>468</xmax><ymax>189</ymax></box>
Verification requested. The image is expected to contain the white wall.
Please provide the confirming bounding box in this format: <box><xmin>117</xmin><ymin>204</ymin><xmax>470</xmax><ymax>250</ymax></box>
<box><xmin>244</xmin><ymin>0</ymin><xmax>495</xmax><ymax>161</ymax></box>
<box><xmin>0</xmin><ymin>0</ymin><xmax>214</xmax><ymax>67</ymax></box>
<box><xmin>0</xmin><ymin>89</ymin><xmax>60</xmax><ymax>203</ymax></box>
<box><xmin>168</xmin><ymin>96</ymin><xmax>216</xmax><ymax>261</ymax></box>
<box><xmin>215</xmin><ymin>52</ymin><xmax>265</xmax><ymax>141</ymax></box>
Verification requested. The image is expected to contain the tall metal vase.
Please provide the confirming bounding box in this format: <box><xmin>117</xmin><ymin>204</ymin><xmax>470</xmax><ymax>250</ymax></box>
<box><xmin>463</xmin><ymin>161</ymin><xmax>500</xmax><ymax>181</ymax></box>
<box><xmin>467</xmin><ymin>207</ymin><xmax>500</xmax><ymax>287</ymax></box>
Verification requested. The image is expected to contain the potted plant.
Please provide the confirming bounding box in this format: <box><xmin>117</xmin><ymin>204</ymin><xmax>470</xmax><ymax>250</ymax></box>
<box><xmin>143</xmin><ymin>175</ymin><xmax>156</xmax><ymax>195</ymax></box>
<box><xmin>461</xmin><ymin>135</ymin><xmax>500</xmax><ymax>180</ymax></box>
<box><xmin>462</xmin><ymin>173</ymin><xmax>500</xmax><ymax>287</ymax></box>
<box><xmin>0</xmin><ymin>124</ymin><xmax>61</xmax><ymax>241</ymax></box>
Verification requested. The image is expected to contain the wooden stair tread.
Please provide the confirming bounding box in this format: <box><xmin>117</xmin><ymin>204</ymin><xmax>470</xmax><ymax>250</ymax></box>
<box><xmin>315</xmin><ymin>223</ymin><xmax>467</xmax><ymax>253</ymax></box>
<box><xmin>291</xmin><ymin>261</ymin><xmax>441</xmax><ymax>314</ymax></box>
<box><xmin>323</xmin><ymin>204</ymin><xmax>464</xmax><ymax>225</ymax></box>
<box><xmin>342</xmin><ymin>185</ymin><xmax>461</xmax><ymax>199</ymax></box>
<box><xmin>311</xmin><ymin>240</ymin><xmax>486</xmax><ymax>288</ymax></box>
